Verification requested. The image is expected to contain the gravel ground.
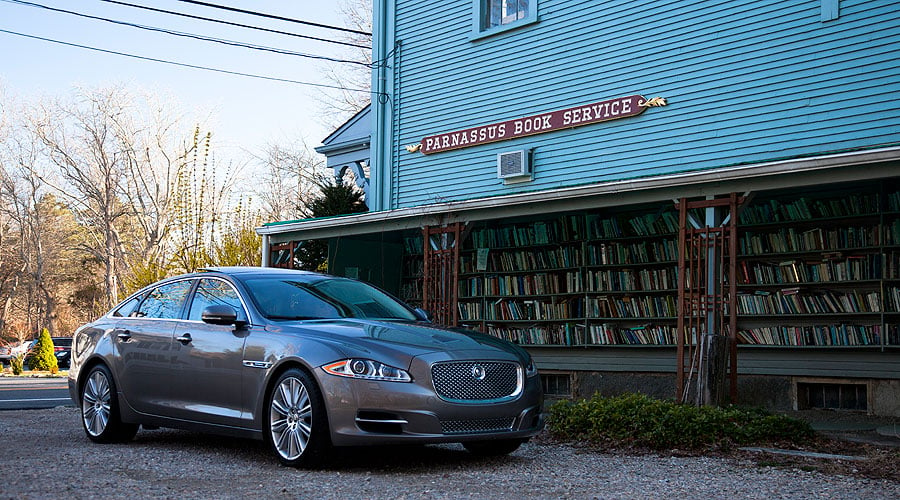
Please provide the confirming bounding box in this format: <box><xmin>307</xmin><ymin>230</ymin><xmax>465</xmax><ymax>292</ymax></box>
<box><xmin>1</xmin><ymin>406</ymin><xmax>897</xmax><ymax>500</ymax></box>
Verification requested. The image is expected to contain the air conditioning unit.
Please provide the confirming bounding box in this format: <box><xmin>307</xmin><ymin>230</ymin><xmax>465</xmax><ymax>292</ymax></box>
<box><xmin>497</xmin><ymin>149</ymin><xmax>532</xmax><ymax>183</ymax></box>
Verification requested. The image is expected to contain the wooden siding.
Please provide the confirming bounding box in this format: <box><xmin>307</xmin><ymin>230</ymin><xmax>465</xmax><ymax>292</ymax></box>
<box><xmin>382</xmin><ymin>0</ymin><xmax>900</xmax><ymax>209</ymax></box>
<box><xmin>531</xmin><ymin>347</ymin><xmax>900</xmax><ymax>379</ymax></box>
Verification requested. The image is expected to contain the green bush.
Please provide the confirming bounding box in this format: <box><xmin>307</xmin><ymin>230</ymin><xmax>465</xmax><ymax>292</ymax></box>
<box><xmin>10</xmin><ymin>354</ymin><xmax>23</xmax><ymax>375</ymax></box>
<box><xmin>547</xmin><ymin>392</ymin><xmax>814</xmax><ymax>450</ymax></box>
<box><xmin>27</xmin><ymin>329</ymin><xmax>58</xmax><ymax>372</ymax></box>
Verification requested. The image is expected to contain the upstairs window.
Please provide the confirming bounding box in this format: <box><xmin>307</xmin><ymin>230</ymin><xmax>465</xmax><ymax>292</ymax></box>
<box><xmin>474</xmin><ymin>0</ymin><xmax>538</xmax><ymax>38</ymax></box>
<box><xmin>486</xmin><ymin>0</ymin><xmax>529</xmax><ymax>28</ymax></box>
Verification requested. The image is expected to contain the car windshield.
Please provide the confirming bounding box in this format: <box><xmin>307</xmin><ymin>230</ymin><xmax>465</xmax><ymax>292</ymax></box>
<box><xmin>243</xmin><ymin>277</ymin><xmax>418</xmax><ymax>321</ymax></box>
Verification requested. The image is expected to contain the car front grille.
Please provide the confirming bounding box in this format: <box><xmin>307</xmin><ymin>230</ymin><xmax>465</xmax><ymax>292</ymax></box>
<box><xmin>431</xmin><ymin>361</ymin><xmax>521</xmax><ymax>402</ymax></box>
<box><xmin>440</xmin><ymin>417</ymin><xmax>515</xmax><ymax>435</ymax></box>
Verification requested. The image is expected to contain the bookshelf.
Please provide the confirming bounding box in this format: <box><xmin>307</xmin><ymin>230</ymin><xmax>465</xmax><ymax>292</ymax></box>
<box><xmin>456</xmin><ymin>208</ymin><xmax>681</xmax><ymax>347</ymax></box>
<box><xmin>399</xmin><ymin>232</ymin><xmax>423</xmax><ymax>308</ymax></box>
<box><xmin>735</xmin><ymin>183</ymin><xmax>900</xmax><ymax>348</ymax></box>
<box><xmin>395</xmin><ymin>180</ymin><xmax>900</xmax><ymax>350</ymax></box>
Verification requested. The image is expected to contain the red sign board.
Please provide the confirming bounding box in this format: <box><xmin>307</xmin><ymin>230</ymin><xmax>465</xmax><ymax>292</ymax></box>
<box><xmin>419</xmin><ymin>94</ymin><xmax>653</xmax><ymax>155</ymax></box>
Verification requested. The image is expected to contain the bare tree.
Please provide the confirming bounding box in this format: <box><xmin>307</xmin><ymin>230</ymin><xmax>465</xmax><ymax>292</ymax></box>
<box><xmin>29</xmin><ymin>88</ymin><xmax>135</xmax><ymax>308</ymax></box>
<box><xmin>115</xmin><ymin>90</ymin><xmax>196</xmax><ymax>273</ymax></box>
<box><xmin>0</xmin><ymin>109</ymin><xmax>82</xmax><ymax>338</ymax></box>
<box><xmin>253</xmin><ymin>141</ymin><xmax>327</xmax><ymax>223</ymax></box>
<box><xmin>316</xmin><ymin>0</ymin><xmax>373</xmax><ymax>128</ymax></box>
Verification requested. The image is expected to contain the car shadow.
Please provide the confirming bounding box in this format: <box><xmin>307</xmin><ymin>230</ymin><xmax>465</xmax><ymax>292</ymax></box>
<box><xmin>130</xmin><ymin>428</ymin><xmax>528</xmax><ymax>471</ymax></box>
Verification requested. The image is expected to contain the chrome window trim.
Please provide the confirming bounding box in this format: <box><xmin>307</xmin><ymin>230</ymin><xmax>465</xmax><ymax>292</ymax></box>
<box><xmin>131</xmin><ymin>278</ymin><xmax>196</xmax><ymax>320</ymax></box>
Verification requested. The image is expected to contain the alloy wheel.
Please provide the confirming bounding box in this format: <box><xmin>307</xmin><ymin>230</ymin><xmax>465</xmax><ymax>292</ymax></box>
<box><xmin>82</xmin><ymin>370</ymin><xmax>111</xmax><ymax>437</ymax></box>
<box><xmin>269</xmin><ymin>376</ymin><xmax>313</xmax><ymax>460</ymax></box>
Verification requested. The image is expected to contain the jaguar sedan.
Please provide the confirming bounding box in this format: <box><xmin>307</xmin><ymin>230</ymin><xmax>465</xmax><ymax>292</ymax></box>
<box><xmin>68</xmin><ymin>267</ymin><xmax>543</xmax><ymax>467</ymax></box>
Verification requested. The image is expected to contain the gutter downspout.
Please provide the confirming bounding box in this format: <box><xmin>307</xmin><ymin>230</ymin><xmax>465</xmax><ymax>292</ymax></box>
<box><xmin>371</xmin><ymin>0</ymin><xmax>396</xmax><ymax>212</ymax></box>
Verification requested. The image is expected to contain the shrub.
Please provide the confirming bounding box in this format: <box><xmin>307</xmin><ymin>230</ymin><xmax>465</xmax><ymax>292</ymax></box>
<box><xmin>547</xmin><ymin>392</ymin><xmax>814</xmax><ymax>450</ymax></box>
<box><xmin>10</xmin><ymin>354</ymin><xmax>24</xmax><ymax>375</ymax></box>
<box><xmin>27</xmin><ymin>329</ymin><xmax>59</xmax><ymax>372</ymax></box>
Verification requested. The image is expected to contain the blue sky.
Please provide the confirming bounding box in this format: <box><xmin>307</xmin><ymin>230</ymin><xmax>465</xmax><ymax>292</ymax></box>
<box><xmin>0</xmin><ymin>0</ymin><xmax>366</xmax><ymax>156</ymax></box>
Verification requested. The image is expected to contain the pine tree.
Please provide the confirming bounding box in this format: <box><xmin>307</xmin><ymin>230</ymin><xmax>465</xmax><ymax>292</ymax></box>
<box><xmin>293</xmin><ymin>178</ymin><xmax>367</xmax><ymax>271</ymax></box>
<box><xmin>28</xmin><ymin>328</ymin><xmax>58</xmax><ymax>373</ymax></box>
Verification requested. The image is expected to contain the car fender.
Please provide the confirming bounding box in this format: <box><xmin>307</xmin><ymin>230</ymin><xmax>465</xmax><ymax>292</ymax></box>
<box><xmin>241</xmin><ymin>327</ymin><xmax>351</xmax><ymax>430</ymax></box>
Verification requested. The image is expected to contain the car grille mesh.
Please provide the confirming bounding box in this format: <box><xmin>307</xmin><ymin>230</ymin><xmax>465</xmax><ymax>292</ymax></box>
<box><xmin>441</xmin><ymin>417</ymin><xmax>515</xmax><ymax>435</ymax></box>
<box><xmin>431</xmin><ymin>361</ymin><xmax>520</xmax><ymax>402</ymax></box>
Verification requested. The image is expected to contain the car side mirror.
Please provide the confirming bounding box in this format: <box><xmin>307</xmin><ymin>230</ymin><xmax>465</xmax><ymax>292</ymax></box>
<box><xmin>413</xmin><ymin>308</ymin><xmax>431</xmax><ymax>322</ymax></box>
<box><xmin>201</xmin><ymin>305</ymin><xmax>245</xmax><ymax>327</ymax></box>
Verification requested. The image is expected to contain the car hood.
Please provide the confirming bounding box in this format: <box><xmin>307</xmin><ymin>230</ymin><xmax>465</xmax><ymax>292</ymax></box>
<box><xmin>269</xmin><ymin>318</ymin><xmax>529</xmax><ymax>363</ymax></box>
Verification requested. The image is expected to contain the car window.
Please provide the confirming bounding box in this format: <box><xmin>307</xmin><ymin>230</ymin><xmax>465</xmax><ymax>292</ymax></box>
<box><xmin>52</xmin><ymin>338</ymin><xmax>72</xmax><ymax>347</ymax></box>
<box><xmin>188</xmin><ymin>278</ymin><xmax>245</xmax><ymax>321</ymax></box>
<box><xmin>111</xmin><ymin>295</ymin><xmax>142</xmax><ymax>317</ymax></box>
<box><xmin>243</xmin><ymin>277</ymin><xmax>417</xmax><ymax>321</ymax></box>
<box><xmin>137</xmin><ymin>280</ymin><xmax>194</xmax><ymax>319</ymax></box>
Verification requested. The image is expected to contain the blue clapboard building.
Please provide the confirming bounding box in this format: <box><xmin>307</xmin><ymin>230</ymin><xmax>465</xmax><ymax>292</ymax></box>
<box><xmin>259</xmin><ymin>1</ymin><xmax>900</xmax><ymax>415</ymax></box>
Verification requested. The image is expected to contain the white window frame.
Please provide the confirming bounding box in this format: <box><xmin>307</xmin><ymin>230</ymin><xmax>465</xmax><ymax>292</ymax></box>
<box><xmin>471</xmin><ymin>0</ymin><xmax>538</xmax><ymax>40</ymax></box>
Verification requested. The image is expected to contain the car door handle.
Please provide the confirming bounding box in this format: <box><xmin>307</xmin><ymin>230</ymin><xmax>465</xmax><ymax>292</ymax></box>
<box><xmin>115</xmin><ymin>329</ymin><xmax>132</xmax><ymax>342</ymax></box>
<box><xmin>176</xmin><ymin>333</ymin><xmax>192</xmax><ymax>345</ymax></box>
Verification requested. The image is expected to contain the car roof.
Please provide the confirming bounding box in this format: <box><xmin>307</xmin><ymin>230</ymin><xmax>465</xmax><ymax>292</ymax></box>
<box><xmin>200</xmin><ymin>266</ymin><xmax>322</xmax><ymax>279</ymax></box>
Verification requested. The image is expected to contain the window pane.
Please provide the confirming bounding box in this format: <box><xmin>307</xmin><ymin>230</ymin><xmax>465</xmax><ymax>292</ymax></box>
<box><xmin>138</xmin><ymin>280</ymin><xmax>193</xmax><ymax>319</ymax></box>
<box><xmin>486</xmin><ymin>0</ymin><xmax>529</xmax><ymax>28</ymax></box>
<box><xmin>188</xmin><ymin>279</ymin><xmax>244</xmax><ymax>321</ymax></box>
<box><xmin>112</xmin><ymin>296</ymin><xmax>142</xmax><ymax>317</ymax></box>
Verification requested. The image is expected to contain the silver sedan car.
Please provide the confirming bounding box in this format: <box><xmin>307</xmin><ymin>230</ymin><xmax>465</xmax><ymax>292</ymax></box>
<box><xmin>68</xmin><ymin>267</ymin><xmax>544</xmax><ymax>467</ymax></box>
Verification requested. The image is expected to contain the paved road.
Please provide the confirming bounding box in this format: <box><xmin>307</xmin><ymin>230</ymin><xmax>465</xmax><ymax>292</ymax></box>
<box><xmin>0</xmin><ymin>377</ymin><xmax>73</xmax><ymax>410</ymax></box>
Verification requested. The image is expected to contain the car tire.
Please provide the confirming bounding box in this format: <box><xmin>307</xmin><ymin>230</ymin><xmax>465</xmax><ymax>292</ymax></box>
<box><xmin>80</xmin><ymin>364</ymin><xmax>138</xmax><ymax>443</ymax></box>
<box><xmin>462</xmin><ymin>438</ymin><xmax>526</xmax><ymax>456</ymax></box>
<box><xmin>265</xmin><ymin>368</ymin><xmax>330</xmax><ymax>468</ymax></box>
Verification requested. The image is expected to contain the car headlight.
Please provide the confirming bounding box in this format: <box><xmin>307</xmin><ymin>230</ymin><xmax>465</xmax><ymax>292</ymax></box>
<box><xmin>525</xmin><ymin>358</ymin><xmax>538</xmax><ymax>378</ymax></box>
<box><xmin>322</xmin><ymin>359</ymin><xmax>412</xmax><ymax>382</ymax></box>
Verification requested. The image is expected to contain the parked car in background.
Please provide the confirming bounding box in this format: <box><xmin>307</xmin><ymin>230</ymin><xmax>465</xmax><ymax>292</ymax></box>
<box><xmin>53</xmin><ymin>337</ymin><xmax>73</xmax><ymax>368</ymax></box>
<box><xmin>69</xmin><ymin>267</ymin><xmax>544</xmax><ymax>467</ymax></box>
<box><xmin>0</xmin><ymin>342</ymin><xmax>13</xmax><ymax>366</ymax></box>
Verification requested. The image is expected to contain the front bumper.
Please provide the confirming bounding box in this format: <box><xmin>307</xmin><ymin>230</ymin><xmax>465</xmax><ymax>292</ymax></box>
<box><xmin>317</xmin><ymin>356</ymin><xmax>544</xmax><ymax>447</ymax></box>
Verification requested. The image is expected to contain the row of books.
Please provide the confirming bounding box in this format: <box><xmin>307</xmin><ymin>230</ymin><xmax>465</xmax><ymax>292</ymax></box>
<box><xmin>583</xmin><ymin>324</ymin><xmax>679</xmax><ymax>345</ymax></box>
<box><xmin>888</xmin><ymin>251</ymin><xmax>900</xmax><ymax>279</ymax></box>
<box><xmin>585</xmin><ymin>211</ymin><xmax>680</xmax><ymax>239</ymax></box>
<box><xmin>476</xmin><ymin>246</ymin><xmax>583</xmax><ymax>273</ymax></box>
<box><xmin>586</xmin><ymin>240</ymin><xmax>678</xmax><ymax>265</ymax></box>
<box><xmin>486</xmin><ymin>324</ymin><xmax>582</xmax><ymax>346</ymax></box>
<box><xmin>476</xmin><ymin>322</ymin><xmax>899</xmax><ymax>347</ymax></box>
<box><xmin>736</xmin><ymin>324</ymin><xmax>882</xmax><ymax>346</ymax></box>
<box><xmin>888</xmin><ymin>324</ymin><xmax>900</xmax><ymax>345</ymax></box>
<box><xmin>740</xmin><ymin>225</ymin><xmax>880</xmax><ymax>255</ymax></box>
<box><xmin>735</xmin><ymin>289</ymin><xmax>882</xmax><ymax>315</ymax></box>
<box><xmin>458</xmin><ymin>272</ymin><xmax>581</xmax><ymax>297</ymax></box>
<box><xmin>470</xmin><ymin>220</ymin><xmax>561</xmax><ymax>248</ymax></box>
<box><xmin>482</xmin><ymin>297</ymin><xmax>584</xmax><ymax>321</ymax></box>
<box><xmin>585</xmin><ymin>268</ymin><xmax>678</xmax><ymax>292</ymax></box>
<box><xmin>739</xmin><ymin>194</ymin><xmax>881</xmax><ymax>225</ymax></box>
<box><xmin>587</xmin><ymin>295</ymin><xmax>678</xmax><ymax>319</ymax></box>
<box><xmin>738</xmin><ymin>255</ymin><xmax>882</xmax><ymax>284</ymax></box>
<box><xmin>890</xmin><ymin>192</ymin><xmax>900</xmax><ymax>212</ymax></box>
<box><xmin>889</xmin><ymin>219</ymin><xmax>900</xmax><ymax>246</ymax></box>
<box><xmin>889</xmin><ymin>287</ymin><xmax>900</xmax><ymax>312</ymax></box>
<box><xmin>468</xmin><ymin>216</ymin><xmax>587</xmax><ymax>248</ymax></box>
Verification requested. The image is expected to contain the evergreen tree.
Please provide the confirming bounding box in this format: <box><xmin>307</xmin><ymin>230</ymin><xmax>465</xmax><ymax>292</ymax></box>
<box><xmin>28</xmin><ymin>328</ymin><xmax>58</xmax><ymax>372</ymax></box>
<box><xmin>293</xmin><ymin>178</ymin><xmax>367</xmax><ymax>271</ymax></box>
